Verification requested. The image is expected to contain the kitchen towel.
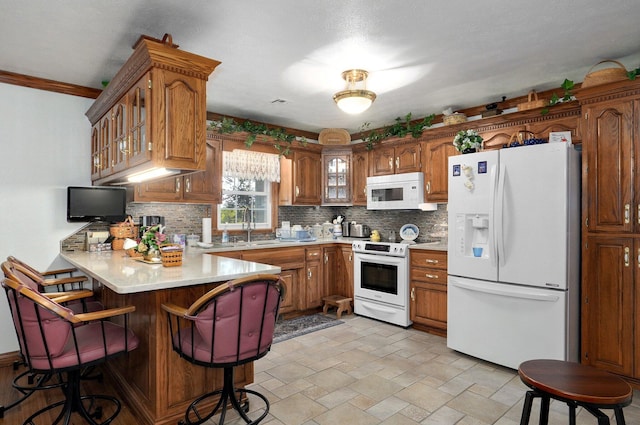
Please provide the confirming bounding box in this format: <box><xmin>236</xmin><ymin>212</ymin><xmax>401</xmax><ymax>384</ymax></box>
<box><xmin>202</xmin><ymin>218</ymin><xmax>212</xmax><ymax>243</ymax></box>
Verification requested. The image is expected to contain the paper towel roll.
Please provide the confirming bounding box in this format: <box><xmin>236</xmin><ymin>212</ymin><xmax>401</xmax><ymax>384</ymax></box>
<box><xmin>202</xmin><ymin>218</ymin><xmax>212</xmax><ymax>243</ymax></box>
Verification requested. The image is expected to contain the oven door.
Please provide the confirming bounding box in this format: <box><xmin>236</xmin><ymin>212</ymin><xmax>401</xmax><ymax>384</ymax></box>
<box><xmin>354</xmin><ymin>252</ymin><xmax>408</xmax><ymax>307</ymax></box>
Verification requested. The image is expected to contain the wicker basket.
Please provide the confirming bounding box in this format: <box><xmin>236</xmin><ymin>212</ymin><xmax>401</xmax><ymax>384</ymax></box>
<box><xmin>582</xmin><ymin>60</ymin><xmax>628</xmax><ymax>88</ymax></box>
<box><xmin>319</xmin><ymin>128</ymin><xmax>351</xmax><ymax>145</ymax></box>
<box><xmin>112</xmin><ymin>238</ymin><xmax>125</xmax><ymax>251</ymax></box>
<box><xmin>109</xmin><ymin>217</ymin><xmax>138</xmax><ymax>239</ymax></box>
<box><xmin>160</xmin><ymin>245</ymin><xmax>183</xmax><ymax>267</ymax></box>
<box><xmin>517</xmin><ymin>90</ymin><xmax>548</xmax><ymax>111</ymax></box>
<box><xmin>126</xmin><ymin>248</ymin><xmax>143</xmax><ymax>258</ymax></box>
<box><xmin>443</xmin><ymin>113</ymin><xmax>467</xmax><ymax>126</ymax></box>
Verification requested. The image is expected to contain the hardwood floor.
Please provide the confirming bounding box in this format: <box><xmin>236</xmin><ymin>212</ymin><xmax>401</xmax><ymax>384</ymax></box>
<box><xmin>0</xmin><ymin>363</ymin><xmax>138</xmax><ymax>424</ymax></box>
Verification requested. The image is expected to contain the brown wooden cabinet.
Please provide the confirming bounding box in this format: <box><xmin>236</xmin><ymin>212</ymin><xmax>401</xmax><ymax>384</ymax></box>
<box><xmin>240</xmin><ymin>247</ymin><xmax>305</xmax><ymax>314</ymax></box>
<box><xmin>578</xmin><ymin>80</ymin><xmax>640</xmax><ymax>383</ymax></box>
<box><xmin>279</xmin><ymin>149</ymin><xmax>322</xmax><ymax>205</ymax></box>
<box><xmin>322</xmin><ymin>245</ymin><xmax>339</xmax><ymax>297</ymax></box>
<box><xmin>134</xmin><ymin>139</ymin><xmax>222</xmax><ymax>203</ymax></box>
<box><xmin>352</xmin><ymin>147</ymin><xmax>369</xmax><ymax>206</ymax></box>
<box><xmin>369</xmin><ymin>142</ymin><xmax>421</xmax><ymax>176</ymax></box>
<box><xmin>410</xmin><ymin>249</ymin><xmax>447</xmax><ymax>336</ymax></box>
<box><xmin>305</xmin><ymin>247</ymin><xmax>324</xmax><ymax>309</ymax></box>
<box><xmin>322</xmin><ymin>150</ymin><xmax>351</xmax><ymax>205</ymax></box>
<box><xmin>422</xmin><ymin>138</ymin><xmax>458</xmax><ymax>203</ymax></box>
<box><xmin>86</xmin><ymin>36</ymin><xmax>220</xmax><ymax>185</ymax></box>
<box><xmin>338</xmin><ymin>245</ymin><xmax>354</xmax><ymax>300</ymax></box>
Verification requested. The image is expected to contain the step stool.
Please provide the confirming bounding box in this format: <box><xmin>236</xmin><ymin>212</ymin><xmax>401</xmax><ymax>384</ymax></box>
<box><xmin>322</xmin><ymin>295</ymin><xmax>352</xmax><ymax>319</ymax></box>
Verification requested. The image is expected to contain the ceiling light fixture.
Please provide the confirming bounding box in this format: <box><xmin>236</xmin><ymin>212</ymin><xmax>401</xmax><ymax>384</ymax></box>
<box><xmin>333</xmin><ymin>69</ymin><xmax>376</xmax><ymax>114</ymax></box>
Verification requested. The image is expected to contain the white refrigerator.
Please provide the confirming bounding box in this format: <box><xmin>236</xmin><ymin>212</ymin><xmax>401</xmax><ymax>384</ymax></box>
<box><xmin>447</xmin><ymin>142</ymin><xmax>581</xmax><ymax>370</ymax></box>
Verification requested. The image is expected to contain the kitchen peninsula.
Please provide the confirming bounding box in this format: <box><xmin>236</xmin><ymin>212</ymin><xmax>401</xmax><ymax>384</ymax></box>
<box><xmin>61</xmin><ymin>250</ymin><xmax>280</xmax><ymax>425</ymax></box>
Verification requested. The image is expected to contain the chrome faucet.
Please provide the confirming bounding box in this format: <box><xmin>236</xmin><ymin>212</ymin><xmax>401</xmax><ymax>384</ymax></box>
<box><xmin>241</xmin><ymin>204</ymin><xmax>255</xmax><ymax>243</ymax></box>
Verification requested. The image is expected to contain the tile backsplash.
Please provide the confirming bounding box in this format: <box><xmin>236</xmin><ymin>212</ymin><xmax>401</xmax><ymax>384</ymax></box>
<box><xmin>61</xmin><ymin>203</ymin><xmax>447</xmax><ymax>250</ymax></box>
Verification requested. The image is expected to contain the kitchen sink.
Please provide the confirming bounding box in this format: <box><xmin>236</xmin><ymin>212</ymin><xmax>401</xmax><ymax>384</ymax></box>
<box><xmin>235</xmin><ymin>240</ymin><xmax>282</xmax><ymax>247</ymax></box>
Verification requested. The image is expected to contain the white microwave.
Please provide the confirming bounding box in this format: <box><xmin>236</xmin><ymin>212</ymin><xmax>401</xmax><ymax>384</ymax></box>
<box><xmin>366</xmin><ymin>172</ymin><xmax>424</xmax><ymax>210</ymax></box>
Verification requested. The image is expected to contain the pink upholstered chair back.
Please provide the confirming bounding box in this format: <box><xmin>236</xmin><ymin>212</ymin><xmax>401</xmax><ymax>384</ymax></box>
<box><xmin>2</xmin><ymin>278</ymin><xmax>139</xmax><ymax>372</ymax></box>
<box><xmin>170</xmin><ymin>276</ymin><xmax>283</xmax><ymax>367</ymax></box>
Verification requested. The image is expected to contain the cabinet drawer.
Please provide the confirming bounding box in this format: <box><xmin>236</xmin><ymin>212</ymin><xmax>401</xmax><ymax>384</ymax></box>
<box><xmin>410</xmin><ymin>250</ymin><xmax>447</xmax><ymax>270</ymax></box>
<box><xmin>411</xmin><ymin>267</ymin><xmax>447</xmax><ymax>284</ymax></box>
<box><xmin>306</xmin><ymin>248</ymin><xmax>322</xmax><ymax>261</ymax></box>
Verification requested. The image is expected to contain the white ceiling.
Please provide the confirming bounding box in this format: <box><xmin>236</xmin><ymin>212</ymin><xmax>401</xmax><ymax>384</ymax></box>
<box><xmin>3</xmin><ymin>0</ymin><xmax>640</xmax><ymax>134</ymax></box>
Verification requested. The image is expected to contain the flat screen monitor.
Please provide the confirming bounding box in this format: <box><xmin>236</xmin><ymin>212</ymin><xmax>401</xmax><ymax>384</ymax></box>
<box><xmin>66</xmin><ymin>186</ymin><xmax>127</xmax><ymax>223</ymax></box>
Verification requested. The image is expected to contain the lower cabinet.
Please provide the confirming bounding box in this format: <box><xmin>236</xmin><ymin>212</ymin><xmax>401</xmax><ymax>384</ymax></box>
<box><xmin>582</xmin><ymin>235</ymin><xmax>637</xmax><ymax>377</ymax></box>
<box><xmin>410</xmin><ymin>249</ymin><xmax>448</xmax><ymax>336</ymax></box>
<box><xmin>305</xmin><ymin>247</ymin><xmax>324</xmax><ymax>309</ymax></box>
<box><xmin>338</xmin><ymin>245</ymin><xmax>354</xmax><ymax>299</ymax></box>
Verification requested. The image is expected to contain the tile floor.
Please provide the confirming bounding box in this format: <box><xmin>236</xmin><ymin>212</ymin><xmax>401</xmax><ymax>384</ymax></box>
<box><xmin>230</xmin><ymin>314</ymin><xmax>640</xmax><ymax>425</ymax></box>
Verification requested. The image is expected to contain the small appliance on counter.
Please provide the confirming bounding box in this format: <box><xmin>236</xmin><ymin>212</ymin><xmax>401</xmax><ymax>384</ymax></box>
<box><xmin>349</xmin><ymin>223</ymin><xmax>371</xmax><ymax>238</ymax></box>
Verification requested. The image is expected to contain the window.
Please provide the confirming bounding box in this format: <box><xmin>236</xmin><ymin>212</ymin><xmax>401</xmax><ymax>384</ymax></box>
<box><xmin>217</xmin><ymin>177</ymin><xmax>272</xmax><ymax>230</ymax></box>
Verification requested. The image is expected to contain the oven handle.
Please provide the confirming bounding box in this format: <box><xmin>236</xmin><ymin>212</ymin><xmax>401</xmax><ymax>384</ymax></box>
<box><xmin>451</xmin><ymin>280</ymin><xmax>560</xmax><ymax>302</ymax></box>
<box><xmin>359</xmin><ymin>300</ymin><xmax>400</xmax><ymax>314</ymax></box>
<box><xmin>353</xmin><ymin>252</ymin><xmax>408</xmax><ymax>262</ymax></box>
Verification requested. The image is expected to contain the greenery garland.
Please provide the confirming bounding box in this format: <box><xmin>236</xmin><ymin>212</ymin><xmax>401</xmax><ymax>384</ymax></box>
<box><xmin>208</xmin><ymin>117</ymin><xmax>307</xmax><ymax>155</ymax></box>
<box><xmin>359</xmin><ymin>113</ymin><xmax>435</xmax><ymax>150</ymax></box>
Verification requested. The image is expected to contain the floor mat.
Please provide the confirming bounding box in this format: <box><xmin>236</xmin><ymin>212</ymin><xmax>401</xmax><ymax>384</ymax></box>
<box><xmin>273</xmin><ymin>314</ymin><xmax>343</xmax><ymax>343</ymax></box>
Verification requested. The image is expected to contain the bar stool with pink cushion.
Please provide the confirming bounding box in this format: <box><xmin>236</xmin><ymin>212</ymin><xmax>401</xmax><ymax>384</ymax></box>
<box><xmin>2</xmin><ymin>276</ymin><xmax>139</xmax><ymax>425</ymax></box>
<box><xmin>162</xmin><ymin>274</ymin><xmax>285</xmax><ymax>425</ymax></box>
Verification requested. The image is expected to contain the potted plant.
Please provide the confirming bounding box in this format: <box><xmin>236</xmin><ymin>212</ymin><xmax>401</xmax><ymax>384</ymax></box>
<box><xmin>136</xmin><ymin>224</ymin><xmax>167</xmax><ymax>261</ymax></box>
<box><xmin>453</xmin><ymin>129</ymin><xmax>483</xmax><ymax>153</ymax></box>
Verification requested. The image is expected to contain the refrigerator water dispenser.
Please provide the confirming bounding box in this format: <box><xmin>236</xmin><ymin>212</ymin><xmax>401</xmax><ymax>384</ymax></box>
<box><xmin>454</xmin><ymin>213</ymin><xmax>490</xmax><ymax>259</ymax></box>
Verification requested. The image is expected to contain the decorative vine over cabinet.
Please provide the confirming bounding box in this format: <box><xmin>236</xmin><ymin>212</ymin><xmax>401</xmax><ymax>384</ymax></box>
<box><xmin>578</xmin><ymin>79</ymin><xmax>640</xmax><ymax>384</ymax></box>
<box><xmin>85</xmin><ymin>34</ymin><xmax>220</xmax><ymax>185</ymax></box>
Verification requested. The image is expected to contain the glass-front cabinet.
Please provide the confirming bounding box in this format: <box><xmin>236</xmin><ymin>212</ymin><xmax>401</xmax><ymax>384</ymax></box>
<box><xmin>322</xmin><ymin>150</ymin><xmax>351</xmax><ymax>205</ymax></box>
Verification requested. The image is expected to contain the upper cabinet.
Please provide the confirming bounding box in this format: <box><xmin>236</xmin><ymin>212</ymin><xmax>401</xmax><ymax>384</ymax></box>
<box><xmin>322</xmin><ymin>150</ymin><xmax>351</xmax><ymax>205</ymax></box>
<box><xmin>352</xmin><ymin>146</ymin><xmax>369</xmax><ymax>206</ymax></box>
<box><xmin>134</xmin><ymin>137</ymin><xmax>222</xmax><ymax>203</ymax></box>
<box><xmin>279</xmin><ymin>149</ymin><xmax>322</xmax><ymax>205</ymax></box>
<box><xmin>369</xmin><ymin>142</ymin><xmax>421</xmax><ymax>176</ymax></box>
<box><xmin>85</xmin><ymin>34</ymin><xmax>220</xmax><ymax>185</ymax></box>
<box><xmin>421</xmin><ymin>138</ymin><xmax>458</xmax><ymax>203</ymax></box>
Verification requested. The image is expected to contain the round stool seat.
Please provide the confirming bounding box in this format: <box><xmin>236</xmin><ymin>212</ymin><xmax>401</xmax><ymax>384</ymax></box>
<box><xmin>518</xmin><ymin>359</ymin><xmax>632</xmax><ymax>425</ymax></box>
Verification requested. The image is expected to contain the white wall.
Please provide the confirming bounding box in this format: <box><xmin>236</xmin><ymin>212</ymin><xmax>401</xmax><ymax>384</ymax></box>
<box><xmin>0</xmin><ymin>83</ymin><xmax>93</xmax><ymax>354</ymax></box>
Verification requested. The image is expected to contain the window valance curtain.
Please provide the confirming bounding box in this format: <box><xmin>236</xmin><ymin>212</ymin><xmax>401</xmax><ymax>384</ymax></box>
<box><xmin>222</xmin><ymin>149</ymin><xmax>280</xmax><ymax>182</ymax></box>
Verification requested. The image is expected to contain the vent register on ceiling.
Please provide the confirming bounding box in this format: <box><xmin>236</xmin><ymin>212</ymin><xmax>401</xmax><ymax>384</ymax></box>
<box><xmin>223</xmin><ymin>150</ymin><xmax>280</xmax><ymax>182</ymax></box>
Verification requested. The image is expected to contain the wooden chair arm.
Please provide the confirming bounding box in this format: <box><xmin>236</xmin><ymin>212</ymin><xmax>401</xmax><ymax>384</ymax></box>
<box><xmin>48</xmin><ymin>289</ymin><xmax>94</xmax><ymax>303</ymax></box>
<box><xmin>72</xmin><ymin>305</ymin><xmax>136</xmax><ymax>324</ymax></box>
<box><xmin>161</xmin><ymin>303</ymin><xmax>189</xmax><ymax>317</ymax></box>
<box><xmin>40</xmin><ymin>276</ymin><xmax>88</xmax><ymax>287</ymax></box>
<box><xmin>40</xmin><ymin>267</ymin><xmax>79</xmax><ymax>277</ymax></box>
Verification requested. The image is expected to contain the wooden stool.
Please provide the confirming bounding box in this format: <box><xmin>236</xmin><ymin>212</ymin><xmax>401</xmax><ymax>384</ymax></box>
<box><xmin>518</xmin><ymin>359</ymin><xmax>633</xmax><ymax>425</ymax></box>
<box><xmin>322</xmin><ymin>295</ymin><xmax>352</xmax><ymax>319</ymax></box>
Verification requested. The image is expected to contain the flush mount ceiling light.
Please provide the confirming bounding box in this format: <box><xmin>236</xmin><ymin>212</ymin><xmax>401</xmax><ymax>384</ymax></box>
<box><xmin>333</xmin><ymin>69</ymin><xmax>376</xmax><ymax>114</ymax></box>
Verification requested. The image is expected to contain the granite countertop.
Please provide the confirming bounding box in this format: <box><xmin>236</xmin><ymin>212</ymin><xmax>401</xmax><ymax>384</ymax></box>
<box><xmin>61</xmin><ymin>250</ymin><xmax>281</xmax><ymax>294</ymax></box>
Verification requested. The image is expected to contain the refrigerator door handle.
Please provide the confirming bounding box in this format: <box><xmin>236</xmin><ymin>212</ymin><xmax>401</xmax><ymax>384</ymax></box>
<box><xmin>489</xmin><ymin>163</ymin><xmax>498</xmax><ymax>268</ymax></box>
<box><xmin>451</xmin><ymin>280</ymin><xmax>560</xmax><ymax>302</ymax></box>
<box><xmin>495</xmin><ymin>163</ymin><xmax>506</xmax><ymax>267</ymax></box>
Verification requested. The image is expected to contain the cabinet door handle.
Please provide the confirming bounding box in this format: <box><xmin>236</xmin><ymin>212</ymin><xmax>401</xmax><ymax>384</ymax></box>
<box><xmin>324</xmin><ymin>253</ymin><xmax>328</xmax><ymax>264</ymax></box>
<box><xmin>637</xmin><ymin>204</ymin><xmax>640</xmax><ymax>224</ymax></box>
<box><xmin>426</xmin><ymin>182</ymin><xmax>431</xmax><ymax>194</ymax></box>
<box><xmin>395</xmin><ymin>157</ymin><xmax>399</xmax><ymax>168</ymax></box>
<box><xmin>307</xmin><ymin>269</ymin><xmax>312</xmax><ymax>279</ymax></box>
<box><xmin>638</xmin><ymin>248</ymin><xmax>640</xmax><ymax>268</ymax></box>
<box><xmin>624</xmin><ymin>204</ymin><xmax>630</xmax><ymax>224</ymax></box>
<box><xmin>175</xmin><ymin>177</ymin><xmax>181</xmax><ymax>193</ymax></box>
<box><xmin>425</xmin><ymin>259</ymin><xmax>438</xmax><ymax>264</ymax></box>
<box><xmin>425</xmin><ymin>273</ymin><xmax>439</xmax><ymax>279</ymax></box>
<box><xmin>295</xmin><ymin>186</ymin><xmax>300</xmax><ymax>197</ymax></box>
<box><xmin>624</xmin><ymin>246</ymin><xmax>630</xmax><ymax>267</ymax></box>
<box><xmin>349</xmin><ymin>253</ymin><xmax>352</xmax><ymax>262</ymax></box>
<box><xmin>410</xmin><ymin>287</ymin><xmax>415</xmax><ymax>301</ymax></box>
<box><xmin>185</xmin><ymin>177</ymin><xmax>191</xmax><ymax>193</ymax></box>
